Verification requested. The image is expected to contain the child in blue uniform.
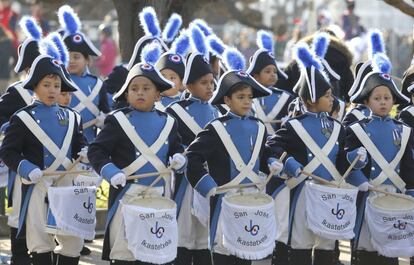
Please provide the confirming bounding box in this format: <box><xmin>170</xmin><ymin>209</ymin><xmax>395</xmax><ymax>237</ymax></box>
<box><xmin>0</xmin><ymin>16</ymin><xmax>41</xmax><ymax>265</ymax></box>
<box><xmin>88</xmin><ymin>42</ymin><xmax>186</xmax><ymax>265</ymax></box>
<box><xmin>165</xmin><ymin>23</ymin><xmax>218</xmax><ymax>265</ymax></box>
<box><xmin>58</xmin><ymin>5</ymin><xmax>110</xmax><ymax>143</ymax></box>
<box><xmin>186</xmin><ymin>47</ymin><xmax>282</xmax><ymax>265</ymax></box>
<box><xmin>266</xmin><ymin>42</ymin><xmax>361</xmax><ymax>265</ymax></box>
<box><xmin>343</xmin><ymin>30</ymin><xmax>385</xmax><ymax>127</ymax></box>
<box><xmin>0</xmin><ymin>37</ymin><xmax>86</xmax><ymax>265</ymax></box>
<box><xmin>247</xmin><ymin>30</ymin><xmax>293</xmax><ymax>135</ymax></box>
<box><xmin>155</xmin><ymin>28</ymin><xmax>188</xmax><ymax>111</ymax></box>
<box><xmin>103</xmin><ymin>6</ymin><xmax>174</xmax><ymax>109</ymax></box>
<box><xmin>345</xmin><ymin>52</ymin><xmax>414</xmax><ymax>265</ymax></box>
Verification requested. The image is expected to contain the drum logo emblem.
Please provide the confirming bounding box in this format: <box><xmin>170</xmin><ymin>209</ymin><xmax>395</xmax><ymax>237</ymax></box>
<box><xmin>331</xmin><ymin>203</ymin><xmax>345</xmax><ymax>220</ymax></box>
<box><xmin>244</xmin><ymin>219</ymin><xmax>260</xmax><ymax>236</ymax></box>
<box><xmin>83</xmin><ymin>196</ymin><xmax>94</xmax><ymax>214</ymax></box>
<box><xmin>393</xmin><ymin>220</ymin><xmax>407</xmax><ymax>230</ymax></box>
<box><xmin>151</xmin><ymin>221</ymin><xmax>165</xmax><ymax>238</ymax></box>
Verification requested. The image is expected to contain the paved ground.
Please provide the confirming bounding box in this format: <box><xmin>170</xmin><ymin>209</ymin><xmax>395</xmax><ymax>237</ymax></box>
<box><xmin>0</xmin><ymin>237</ymin><xmax>410</xmax><ymax>265</ymax></box>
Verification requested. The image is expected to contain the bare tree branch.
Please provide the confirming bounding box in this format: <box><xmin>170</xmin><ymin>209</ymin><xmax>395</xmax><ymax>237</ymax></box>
<box><xmin>383</xmin><ymin>0</ymin><xmax>414</xmax><ymax>17</ymax></box>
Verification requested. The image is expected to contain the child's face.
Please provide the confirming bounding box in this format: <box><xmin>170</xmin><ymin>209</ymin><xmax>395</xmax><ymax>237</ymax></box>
<box><xmin>254</xmin><ymin>64</ymin><xmax>278</xmax><ymax>88</ymax></box>
<box><xmin>160</xmin><ymin>69</ymin><xmax>181</xmax><ymax>96</ymax></box>
<box><xmin>306</xmin><ymin>89</ymin><xmax>334</xmax><ymax>113</ymax></box>
<box><xmin>364</xmin><ymin>85</ymin><xmax>394</xmax><ymax>117</ymax></box>
<box><xmin>224</xmin><ymin>86</ymin><xmax>253</xmax><ymax>116</ymax></box>
<box><xmin>126</xmin><ymin>76</ymin><xmax>160</xmax><ymax>112</ymax></box>
<box><xmin>68</xmin><ymin>51</ymin><xmax>88</xmax><ymax>76</ymax></box>
<box><xmin>34</xmin><ymin>74</ymin><xmax>61</xmax><ymax>106</ymax></box>
<box><xmin>58</xmin><ymin>91</ymin><xmax>72</xmax><ymax>107</ymax></box>
<box><xmin>187</xmin><ymin>73</ymin><xmax>214</xmax><ymax>101</ymax></box>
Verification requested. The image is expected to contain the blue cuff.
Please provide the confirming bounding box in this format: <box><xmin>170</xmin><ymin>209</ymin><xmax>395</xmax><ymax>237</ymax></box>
<box><xmin>406</xmin><ymin>189</ymin><xmax>414</xmax><ymax>197</ymax></box>
<box><xmin>346</xmin><ymin>149</ymin><xmax>367</xmax><ymax>169</ymax></box>
<box><xmin>346</xmin><ymin>170</ymin><xmax>369</xmax><ymax>187</ymax></box>
<box><xmin>17</xmin><ymin>160</ymin><xmax>38</xmax><ymax>180</ymax></box>
<box><xmin>100</xmin><ymin>163</ymin><xmax>123</xmax><ymax>182</ymax></box>
<box><xmin>284</xmin><ymin>156</ymin><xmax>303</xmax><ymax>177</ymax></box>
<box><xmin>195</xmin><ymin>174</ymin><xmax>218</xmax><ymax>197</ymax></box>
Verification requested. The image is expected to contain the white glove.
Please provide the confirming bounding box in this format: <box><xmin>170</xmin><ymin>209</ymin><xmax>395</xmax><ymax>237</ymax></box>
<box><xmin>169</xmin><ymin>153</ymin><xmax>186</xmax><ymax>171</ymax></box>
<box><xmin>95</xmin><ymin>112</ymin><xmax>107</xmax><ymax>128</ymax></box>
<box><xmin>28</xmin><ymin>168</ymin><xmax>43</xmax><ymax>183</ymax></box>
<box><xmin>110</xmin><ymin>172</ymin><xmax>126</xmax><ymax>188</ymax></box>
<box><xmin>0</xmin><ymin>160</ymin><xmax>8</xmax><ymax>175</ymax></box>
<box><xmin>77</xmin><ymin>146</ymin><xmax>89</xmax><ymax>163</ymax></box>
<box><xmin>357</xmin><ymin>147</ymin><xmax>367</xmax><ymax>162</ymax></box>
<box><xmin>206</xmin><ymin>187</ymin><xmax>217</xmax><ymax>197</ymax></box>
<box><xmin>268</xmin><ymin>160</ymin><xmax>283</xmax><ymax>175</ymax></box>
<box><xmin>358</xmin><ymin>182</ymin><xmax>373</xmax><ymax>192</ymax></box>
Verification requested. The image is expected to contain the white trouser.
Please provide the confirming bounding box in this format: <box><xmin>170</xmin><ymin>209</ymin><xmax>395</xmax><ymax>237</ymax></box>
<box><xmin>274</xmin><ymin>186</ymin><xmax>290</xmax><ymax>244</ymax></box>
<box><xmin>290</xmin><ymin>188</ymin><xmax>335</xmax><ymax>250</ymax></box>
<box><xmin>8</xmin><ymin>176</ymin><xmax>22</xmax><ymax>228</ymax></box>
<box><xmin>109</xmin><ymin>184</ymin><xmax>164</xmax><ymax>261</ymax></box>
<box><xmin>26</xmin><ymin>176</ymin><xmax>83</xmax><ymax>257</ymax></box>
<box><xmin>177</xmin><ymin>184</ymin><xmax>208</xmax><ymax>250</ymax></box>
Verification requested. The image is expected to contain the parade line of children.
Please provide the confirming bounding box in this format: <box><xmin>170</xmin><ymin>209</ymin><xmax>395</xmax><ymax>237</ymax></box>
<box><xmin>1</xmin><ymin>4</ymin><xmax>414</xmax><ymax>265</ymax></box>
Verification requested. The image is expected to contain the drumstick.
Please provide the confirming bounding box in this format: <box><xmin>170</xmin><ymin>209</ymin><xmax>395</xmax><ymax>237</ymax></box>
<box><xmin>260</xmin><ymin>152</ymin><xmax>287</xmax><ymax>190</ymax></box>
<box><xmin>301</xmin><ymin>171</ymin><xmax>337</xmax><ymax>187</ymax></box>
<box><xmin>216</xmin><ymin>182</ymin><xmax>261</xmax><ymax>194</ymax></box>
<box><xmin>337</xmin><ymin>155</ymin><xmax>361</xmax><ymax>187</ymax></box>
<box><xmin>49</xmin><ymin>157</ymin><xmax>82</xmax><ymax>186</ymax></box>
<box><xmin>83</xmin><ymin>119</ymin><xmax>97</xmax><ymax>129</ymax></box>
<box><xmin>126</xmin><ymin>170</ymin><xmax>172</xmax><ymax>181</ymax></box>
<box><xmin>44</xmin><ymin>169</ymin><xmax>92</xmax><ymax>176</ymax></box>
<box><xmin>369</xmin><ymin>187</ymin><xmax>414</xmax><ymax>202</ymax></box>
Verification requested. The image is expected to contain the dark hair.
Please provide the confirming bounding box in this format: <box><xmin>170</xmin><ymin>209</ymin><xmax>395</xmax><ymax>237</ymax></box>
<box><xmin>225</xmin><ymin>83</ymin><xmax>252</xmax><ymax>98</ymax></box>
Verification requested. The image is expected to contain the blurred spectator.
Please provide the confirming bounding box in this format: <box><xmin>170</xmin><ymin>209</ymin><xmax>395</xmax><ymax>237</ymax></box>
<box><xmin>0</xmin><ymin>0</ymin><xmax>18</xmax><ymax>57</ymax></box>
<box><xmin>341</xmin><ymin>0</ymin><xmax>363</xmax><ymax>40</ymax></box>
<box><xmin>0</xmin><ymin>24</ymin><xmax>12</xmax><ymax>95</ymax></box>
<box><xmin>95</xmin><ymin>23</ymin><xmax>117</xmax><ymax>77</ymax></box>
<box><xmin>31</xmin><ymin>3</ymin><xmax>50</xmax><ymax>34</ymax></box>
<box><xmin>283</xmin><ymin>21</ymin><xmax>303</xmax><ymax>62</ymax></box>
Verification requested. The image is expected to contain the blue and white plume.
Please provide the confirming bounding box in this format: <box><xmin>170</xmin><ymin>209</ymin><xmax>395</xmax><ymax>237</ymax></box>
<box><xmin>372</xmin><ymin>52</ymin><xmax>392</xmax><ymax>74</ymax></box>
<box><xmin>19</xmin><ymin>16</ymin><xmax>42</xmax><ymax>40</ymax></box>
<box><xmin>368</xmin><ymin>29</ymin><xmax>385</xmax><ymax>59</ymax></box>
<box><xmin>170</xmin><ymin>30</ymin><xmax>190</xmax><ymax>58</ymax></box>
<box><xmin>140</xmin><ymin>41</ymin><xmax>162</xmax><ymax>66</ymax></box>
<box><xmin>39</xmin><ymin>39</ymin><xmax>61</xmax><ymax>62</ymax></box>
<box><xmin>193</xmin><ymin>19</ymin><xmax>213</xmax><ymax>37</ymax></box>
<box><xmin>162</xmin><ymin>13</ymin><xmax>182</xmax><ymax>43</ymax></box>
<box><xmin>58</xmin><ymin>5</ymin><xmax>81</xmax><ymax>35</ymax></box>
<box><xmin>223</xmin><ymin>47</ymin><xmax>246</xmax><ymax>71</ymax></box>
<box><xmin>207</xmin><ymin>34</ymin><xmax>226</xmax><ymax>58</ymax></box>
<box><xmin>189</xmin><ymin>22</ymin><xmax>208</xmax><ymax>57</ymax></box>
<box><xmin>312</xmin><ymin>32</ymin><xmax>330</xmax><ymax>58</ymax></box>
<box><xmin>46</xmin><ymin>32</ymin><xmax>69</xmax><ymax>67</ymax></box>
<box><xmin>139</xmin><ymin>6</ymin><xmax>161</xmax><ymax>38</ymax></box>
<box><xmin>256</xmin><ymin>30</ymin><xmax>273</xmax><ymax>52</ymax></box>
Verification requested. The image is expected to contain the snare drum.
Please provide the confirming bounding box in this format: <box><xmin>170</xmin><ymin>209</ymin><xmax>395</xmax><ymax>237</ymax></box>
<box><xmin>122</xmin><ymin>196</ymin><xmax>178</xmax><ymax>264</ymax></box>
<box><xmin>365</xmin><ymin>194</ymin><xmax>414</xmax><ymax>257</ymax></box>
<box><xmin>219</xmin><ymin>192</ymin><xmax>276</xmax><ymax>260</ymax></box>
<box><xmin>45</xmin><ymin>186</ymin><xmax>96</xmax><ymax>240</ymax></box>
<box><xmin>304</xmin><ymin>181</ymin><xmax>358</xmax><ymax>240</ymax></box>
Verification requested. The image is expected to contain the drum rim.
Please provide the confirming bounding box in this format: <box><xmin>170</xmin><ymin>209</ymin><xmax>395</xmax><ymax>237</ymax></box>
<box><xmin>306</xmin><ymin>180</ymin><xmax>357</xmax><ymax>191</ymax></box>
<box><xmin>368</xmin><ymin>195</ymin><xmax>414</xmax><ymax>212</ymax></box>
<box><xmin>223</xmin><ymin>193</ymin><xmax>274</xmax><ymax>208</ymax></box>
<box><xmin>126</xmin><ymin>196</ymin><xmax>177</xmax><ymax>210</ymax></box>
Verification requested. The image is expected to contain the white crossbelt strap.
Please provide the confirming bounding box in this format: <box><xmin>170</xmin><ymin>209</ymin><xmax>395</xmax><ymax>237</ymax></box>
<box><xmin>286</xmin><ymin>119</ymin><xmax>341</xmax><ymax>189</ymax></box>
<box><xmin>113</xmin><ymin>112</ymin><xmax>173</xmax><ymax>176</ymax></box>
<box><xmin>253</xmin><ymin>93</ymin><xmax>290</xmax><ymax>135</ymax></box>
<box><xmin>350</xmin><ymin>123</ymin><xmax>408</xmax><ymax>192</ymax></box>
<box><xmin>406</xmin><ymin>106</ymin><xmax>414</xmax><ymax>117</ymax></box>
<box><xmin>338</xmin><ymin>100</ymin><xmax>346</xmax><ymax>121</ymax></box>
<box><xmin>15</xmin><ymin>83</ymin><xmax>33</xmax><ymax>106</ymax></box>
<box><xmin>170</xmin><ymin>104</ymin><xmax>203</xmax><ymax>135</ymax></box>
<box><xmin>351</xmin><ymin>109</ymin><xmax>366</xmax><ymax>121</ymax></box>
<box><xmin>154</xmin><ymin>102</ymin><xmax>166</xmax><ymax>112</ymax></box>
<box><xmin>210</xmin><ymin>120</ymin><xmax>264</xmax><ymax>187</ymax></box>
<box><xmin>16</xmin><ymin>111</ymin><xmax>75</xmax><ymax>172</ymax></box>
<box><xmin>72</xmin><ymin>79</ymin><xmax>102</xmax><ymax>116</ymax></box>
